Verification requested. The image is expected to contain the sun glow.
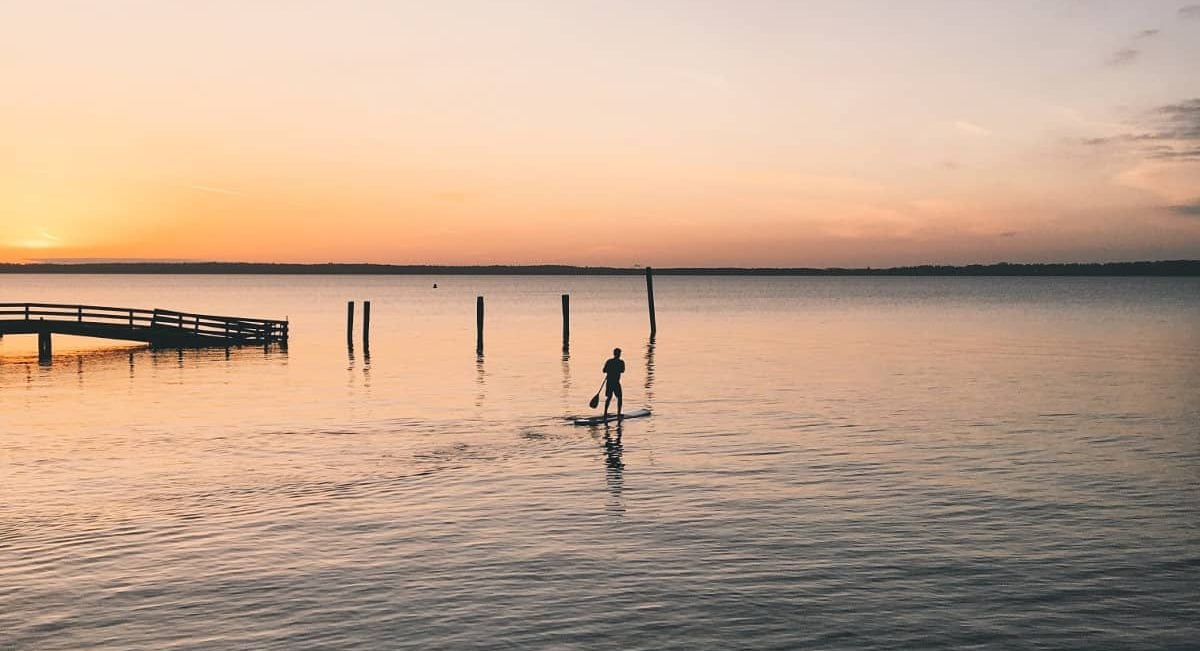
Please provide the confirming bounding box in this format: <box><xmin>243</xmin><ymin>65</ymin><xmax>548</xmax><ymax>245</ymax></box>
<box><xmin>0</xmin><ymin>2</ymin><xmax>1197</xmax><ymax>265</ymax></box>
<box><xmin>6</xmin><ymin>229</ymin><xmax>63</xmax><ymax>250</ymax></box>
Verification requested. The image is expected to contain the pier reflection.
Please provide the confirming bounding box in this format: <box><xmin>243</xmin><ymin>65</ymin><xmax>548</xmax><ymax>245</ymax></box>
<box><xmin>3</xmin><ymin>342</ymin><xmax>289</xmax><ymax>385</ymax></box>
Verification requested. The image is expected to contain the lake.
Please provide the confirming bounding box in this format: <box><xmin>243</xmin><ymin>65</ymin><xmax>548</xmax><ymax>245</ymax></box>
<box><xmin>2</xmin><ymin>274</ymin><xmax>1198</xmax><ymax>650</ymax></box>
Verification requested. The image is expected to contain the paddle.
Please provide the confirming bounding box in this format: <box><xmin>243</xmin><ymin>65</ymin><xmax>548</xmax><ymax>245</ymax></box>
<box><xmin>588</xmin><ymin>378</ymin><xmax>606</xmax><ymax>409</ymax></box>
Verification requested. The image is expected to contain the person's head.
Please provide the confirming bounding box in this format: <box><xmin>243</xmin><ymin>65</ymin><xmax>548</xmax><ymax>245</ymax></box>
<box><xmin>613</xmin><ymin>347</ymin><xmax>622</xmax><ymax>358</ymax></box>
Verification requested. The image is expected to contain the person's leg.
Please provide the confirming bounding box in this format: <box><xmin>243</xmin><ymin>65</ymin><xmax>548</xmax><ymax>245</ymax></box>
<box><xmin>604</xmin><ymin>388</ymin><xmax>612</xmax><ymax>420</ymax></box>
<box><xmin>616</xmin><ymin>384</ymin><xmax>623</xmax><ymax>418</ymax></box>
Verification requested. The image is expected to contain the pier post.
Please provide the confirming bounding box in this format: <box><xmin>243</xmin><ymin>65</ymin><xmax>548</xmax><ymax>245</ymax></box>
<box><xmin>362</xmin><ymin>300</ymin><xmax>371</xmax><ymax>351</ymax></box>
<box><xmin>476</xmin><ymin>296</ymin><xmax>484</xmax><ymax>354</ymax></box>
<box><xmin>561</xmin><ymin>294</ymin><xmax>570</xmax><ymax>350</ymax></box>
<box><xmin>37</xmin><ymin>321</ymin><xmax>51</xmax><ymax>362</ymax></box>
<box><xmin>645</xmin><ymin>266</ymin><xmax>657</xmax><ymax>336</ymax></box>
<box><xmin>346</xmin><ymin>301</ymin><xmax>355</xmax><ymax>349</ymax></box>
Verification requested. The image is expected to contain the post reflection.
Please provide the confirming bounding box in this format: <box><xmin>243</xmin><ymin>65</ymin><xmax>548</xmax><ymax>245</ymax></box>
<box><xmin>644</xmin><ymin>335</ymin><xmax>656</xmax><ymax>405</ymax></box>
<box><xmin>475</xmin><ymin>352</ymin><xmax>486</xmax><ymax>407</ymax></box>
<box><xmin>561</xmin><ymin>348</ymin><xmax>571</xmax><ymax>405</ymax></box>
<box><xmin>361</xmin><ymin>347</ymin><xmax>372</xmax><ymax>386</ymax></box>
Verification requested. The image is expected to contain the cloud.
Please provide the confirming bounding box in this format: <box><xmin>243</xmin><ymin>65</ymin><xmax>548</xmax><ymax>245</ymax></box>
<box><xmin>1145</xmin><ymin>146</ymin><xmax>1200</xmax><ymax>161</ymax></box>
<box><xmin>1079</xmin><ymin>133</ymin><xmax>1159</xmax><ymax>146</ymax></box>
<box><xmin>1106</xmin><ymin>47</ymin><xmax>1140</xmax><ymax>66</ymax></box>
<box><xmin>1080</xmin><ymin>98</ymin><xmax>1200</xmax><ymax>150</ymax></box>
<box><xmin>1134</xmin><ymin>29</ymin><xmax>1161</xmax><ymax>38</ymax></box>
<box><xmin>1155</xmin><ymin>99</ymin><xmax>1200</xmax><ymax>140</ymax></box>
<box><xmin>1167</xmin><ymin>201</ymin><xmax>1200</xmax><ymax>216</ymax></box>
<box><xmin>1180</xmin><ymin>5</ymin><xmax>1200</xmax><ymax>20</ymax></box>
<box><xmin>953</xmin><ymin>120</ymin><xmax>992</xmax><ymax>136</ymax></box>
<box><xmin>1092</xmin><ymin>101</ymin><xmax>1200</xmax><ymax>213</ymax></box>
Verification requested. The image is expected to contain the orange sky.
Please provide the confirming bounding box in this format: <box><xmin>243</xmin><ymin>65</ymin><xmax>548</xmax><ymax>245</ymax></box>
<box><xmin>2</xmin><ymin>2</ymin><xmax>1199</xmax><ymax>266</ymax></box>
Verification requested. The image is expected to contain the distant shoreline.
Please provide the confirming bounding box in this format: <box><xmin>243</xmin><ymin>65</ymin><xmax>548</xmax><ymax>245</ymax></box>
<box><xmin>1</xmin><ymin>260</ymin><xmax>1198</xmax><ymax>276</ymax></box>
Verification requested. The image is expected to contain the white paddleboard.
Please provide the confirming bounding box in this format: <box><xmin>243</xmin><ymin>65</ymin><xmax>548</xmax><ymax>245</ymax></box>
<box><xmin>572</xmin><ymin>408</ymin><xmax>652</xmax><ymax>426</ymax></box>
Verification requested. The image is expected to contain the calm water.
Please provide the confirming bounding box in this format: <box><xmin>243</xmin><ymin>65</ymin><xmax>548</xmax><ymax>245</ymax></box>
<box><xmin>2</xmin><ymin>275</ymin><xmax>1198</xmax><ymax>650</ymax></box>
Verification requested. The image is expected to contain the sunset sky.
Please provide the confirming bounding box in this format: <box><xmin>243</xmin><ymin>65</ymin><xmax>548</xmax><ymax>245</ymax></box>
<box><xmin>2</xmin><ymin>1</ymin><xmax>1199</xmax><ymax>267</ymax></box>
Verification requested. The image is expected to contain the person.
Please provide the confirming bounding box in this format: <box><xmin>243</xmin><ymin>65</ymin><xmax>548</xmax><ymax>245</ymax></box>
<box><xmin>602</xmin><ymin>347</ymin><xmax>625</xmax><ymax>420</ymax></box>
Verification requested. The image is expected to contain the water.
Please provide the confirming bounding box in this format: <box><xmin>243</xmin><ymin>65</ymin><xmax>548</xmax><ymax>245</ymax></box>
<box><xmin>2</xmin><ymin>275</ymin><xmax>1198</xmax><ymax>650</ymax></box>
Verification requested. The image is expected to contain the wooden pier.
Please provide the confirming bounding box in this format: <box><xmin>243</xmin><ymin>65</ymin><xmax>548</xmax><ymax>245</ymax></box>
<box><xmin>0</xmin><ymin>303</ymin><xmax>288</xmax><ymax>360</ymax></box>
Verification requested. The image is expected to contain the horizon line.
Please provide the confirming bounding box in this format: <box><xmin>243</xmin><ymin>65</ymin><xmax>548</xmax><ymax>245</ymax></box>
<box><xmin>2</xmin><ymin>260</ymin><xmax>1198</xmax><ymax>276</ymax></box>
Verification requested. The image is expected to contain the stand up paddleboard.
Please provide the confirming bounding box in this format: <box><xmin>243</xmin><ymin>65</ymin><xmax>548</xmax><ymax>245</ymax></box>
<box><xmin>572</xmin><ymin>408</ymin><xmax>652</xmax><ymax>426</ymax></box>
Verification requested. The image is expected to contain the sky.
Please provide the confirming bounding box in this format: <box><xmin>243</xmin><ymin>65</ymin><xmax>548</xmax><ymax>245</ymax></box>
<box><xmin>2</xmin><ymin>0</ymin><xmax>1199</xmax><ymax>267</ymax></box>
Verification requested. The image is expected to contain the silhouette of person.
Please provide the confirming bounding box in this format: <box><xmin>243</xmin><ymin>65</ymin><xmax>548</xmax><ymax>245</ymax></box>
<box><xmin>602</xmin><ymin>347</ymin><xmax>625</xmax><ymax>420</ymax></box>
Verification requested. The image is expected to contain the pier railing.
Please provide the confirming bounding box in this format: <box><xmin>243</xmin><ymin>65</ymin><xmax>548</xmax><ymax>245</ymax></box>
<box><xmin>0</xmin><ymin>302</ymin><xmax>156</xmax><ymax>327</ymax></box>
<box><xmin>148</xmin><ymin>308</ymin><xmax>288</xmax><ymax>342</ymax></box>
<box><xmin>0</xmin><ymin>302</ymin><xmax>288</xmax><ymax>345</ymax></box>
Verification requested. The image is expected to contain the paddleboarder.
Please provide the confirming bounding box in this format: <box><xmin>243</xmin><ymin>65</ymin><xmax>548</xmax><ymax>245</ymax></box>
<box><xmin>602</xmin><ymin>347</ymin><xmax>625</xmax><ymax>421</ymax></box>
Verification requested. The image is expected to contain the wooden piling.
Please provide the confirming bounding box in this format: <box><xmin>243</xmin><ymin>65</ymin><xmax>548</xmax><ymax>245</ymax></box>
<box><xmin>37</xmin><ymin>320</ymin><xmax>51</xmax><ymax>361</ymax></box>
<box><xmin>645</xmin><ymin>266</ymin><xmax>657</xmax><ymax>336</ymax></box>
<box><xmin>561</xmin><ymin>294</ymin><xmax>570</xmax><ymax>349</ymax></box>
<box><xmin>476</xmin><ymin>296</ymin><xmax>484</xmax><ymax>354</ymax></box>
<box><xmin>362</xmin><ymin>300</ymin><xmax>371</xmax><ymax>350</ymax></box>
<box><xmin>346</xmin><ymin>301</ymin><xmax>355</xmax><ymax>348</ymax></box>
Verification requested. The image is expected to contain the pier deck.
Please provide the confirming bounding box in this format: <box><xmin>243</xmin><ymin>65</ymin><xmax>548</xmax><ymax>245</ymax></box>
<box><xmin>0</xmin><ymin>303</ymin><xmax>288</xmax><ymax>359</ymax></box>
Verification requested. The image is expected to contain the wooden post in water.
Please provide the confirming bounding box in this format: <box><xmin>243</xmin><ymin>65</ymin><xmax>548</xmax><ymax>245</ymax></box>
<box><xmin>476</xmin><ymin>296</ymin><xmax>484</xmax><ymax>354</ymax></box>
<box><xmin>37</xmin><ymin>319</ymin><xmax>51</xmax><ymax>362</ymax></box>
<box><xmin>645</xmin><ymin>266</ymin><xmax>657</xmax><ymax>336</ymax></box>
<box><xmin>346</xmin><ymin>301</ymin><xmax>355</xmax><ymax>348</ymax></box>
<box><xmin>362</xmin><ymin>300</ymin><xmax>371</xmax><ymax>351</ymax></box>
<box><xmin>561</xmin><ymin>294</ymin><xmax>570</xmax><ymax>350</ymax></box>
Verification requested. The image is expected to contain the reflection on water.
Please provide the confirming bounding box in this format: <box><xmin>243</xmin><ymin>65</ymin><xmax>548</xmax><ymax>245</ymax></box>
<box><xmin>2</xmin><ymin>275</ymin><xmax>1198</xmax><ymax>651</ymax></box>
<box><xmin>561</xmin><ymin>349</ymin><xmax>571</xmax><ymax>404</ymax></box>
<box><xmin>644</xmin><ymin>335</ymin><xmax>656</xmax><ymax>404</ymax></box>
<box><xmin>347</xmin><ymin>345</ymin><xmax>372</xmax><ymax>390</ymax></box>
<box><xmin>602</xmin><ymin>421</ymin><xmax>625</xmax><ymax>516</ymax></box>
<box><xmin>475</xmin><ymin>352</ymin><xmax>486</xmax><ymax>408</ymax></box>
<box><xmin>361</xmin><ymin>350</ymin><xmax>371</xmax><ymax>387</ymax></box>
